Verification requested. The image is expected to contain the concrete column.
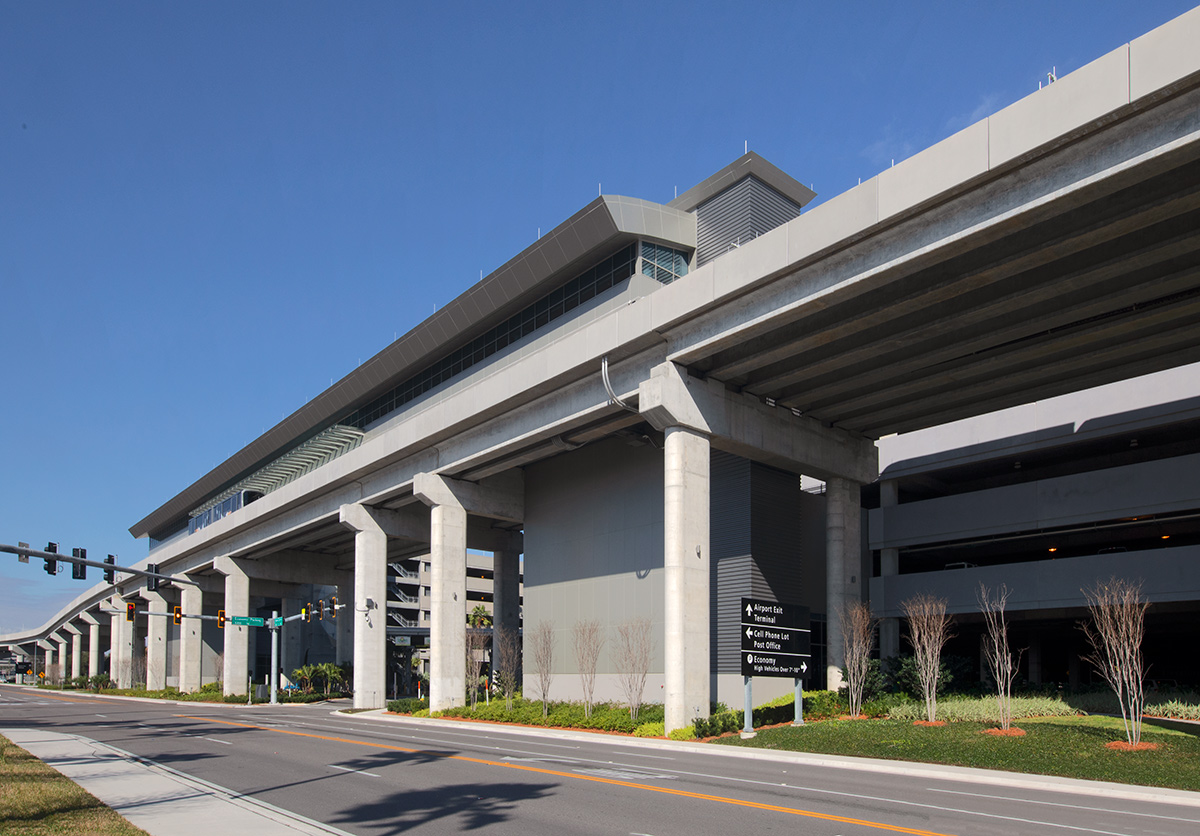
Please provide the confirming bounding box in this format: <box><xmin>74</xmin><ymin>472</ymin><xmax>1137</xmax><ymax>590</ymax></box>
<box><xmin>45</xmin><ymin>645</ymin><xmax>56</xmax><ymax>680</ymax></box>
<box><xmin>216</xmin><ymin>556</ymin><xmax>251</xmax><ymax>696</ymax></box>
<box><xmin>178</xmin><ymin>583</ymin><xmax>203</xmax><ymax>693</ymax></box>
<box><xmin>141</xmin><ymin>590</ymin><xmax>169</xmax><ymax>691</ymax></box>
<box><xmin>87</xmin><ymin>621</ymin><xmax>101</xmax><ymax>678</ymax></box>
<box><xmin>70</xmin><ymin>631</ymin><xmax>83</xmax><ymax>680</ymax></box>
<box><xmin>335</xmin><ymin>583</ymin><xmax>353</xmax><ymax>666</ymax></box>
<box><xmin>663</xmin><ymin>426</ymin><xmax>711</xmax><ymax>734</ymax></box>
<box><xmin>127</xmin><ymin>613</ymin><xmax>146</xmax><ymax>687</ymax></box>
<box><xmin>825</xmin><ymin>476</ymin><xmax>862</xmax><ymax>692</ymax></box>
<box><xmin>492</xmin><ymin>549</ymin><xmax>521</xmax><ymax>645</ymax></box>
<box><xmin>280</xmin><ymin>596</ymin><xmax>302</xmax><ymax>684</ymax></box>
<box><xmin>338</xmin><ymin>505</ymin><xmax>389</xmax><ymax>709</ymax></box>
<box><xmin>429</xmin><ymin>501</ymin><xmax>468</xmax><ymax>711</ymax></box>
<box><xmin>55</xmin><ymin>637</ymin><xmax>68</xmax><ymax>682</ymax></box>
<box><xmin>109</xmin><ymin>599</ymin><xmax>126</xmax><ymax>685</ymax></box>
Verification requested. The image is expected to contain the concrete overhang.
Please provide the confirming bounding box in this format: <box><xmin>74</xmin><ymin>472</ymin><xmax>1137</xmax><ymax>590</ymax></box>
<box><xmin>130</xmin><ymin>195</ymin><xmax>695</xmax><ymax>542</ymax></box>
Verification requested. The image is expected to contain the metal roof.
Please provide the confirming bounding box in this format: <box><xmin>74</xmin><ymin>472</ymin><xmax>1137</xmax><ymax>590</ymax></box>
<box><xmin>130</xmin><ymin>193</ymin><xmax>696</xmax><ymax>541</ymax></box>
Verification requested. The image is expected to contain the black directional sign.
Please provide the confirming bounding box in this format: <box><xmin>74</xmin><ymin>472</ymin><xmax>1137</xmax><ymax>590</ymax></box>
<box><xmin>741</xmin><ymin>597</ymin><xmax>812</xmax><ymax>678</ymax></box>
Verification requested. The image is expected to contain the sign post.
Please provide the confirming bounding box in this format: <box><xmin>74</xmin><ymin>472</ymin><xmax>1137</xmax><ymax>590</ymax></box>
<box><xmin>740</xmin><ymin>598</ymin><xmax>811</xmax><ymax>736</ymax></box>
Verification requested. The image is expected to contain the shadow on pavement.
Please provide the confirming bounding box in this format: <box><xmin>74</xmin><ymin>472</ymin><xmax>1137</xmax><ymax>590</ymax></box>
<box><xmin>327</xmin><ymin>779</ymin><xmax>557</xmax><ymax>833</ymax></box>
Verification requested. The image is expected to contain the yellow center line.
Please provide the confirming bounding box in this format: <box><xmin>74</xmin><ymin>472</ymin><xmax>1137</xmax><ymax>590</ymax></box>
<box><xmin>175</xmin><ymin>714</ymin><xmax>956</xmax><ymax>836</ymax></box>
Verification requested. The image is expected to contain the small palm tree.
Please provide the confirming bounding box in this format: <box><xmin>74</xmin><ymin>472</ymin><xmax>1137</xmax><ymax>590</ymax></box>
<box><xmin>292</xmin><ymin>664</ymin><xmax>319</xmax><ymax>694</ymax></box>
<box><xmin>318</xmin><ymin>662</ymin><xmax>345</xmax><ymax>696</ymax></box>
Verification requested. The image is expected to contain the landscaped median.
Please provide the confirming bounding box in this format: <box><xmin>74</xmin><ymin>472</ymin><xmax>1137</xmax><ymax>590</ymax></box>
<box><xmin>385</xmin><ymin>689</ymin><xmax>1200</xmax><ymax>792</ymax></box>
<box><xmin>0</xmin><ymin>733</ymin><xmax>149</xmax><ymax>836</ymax></box>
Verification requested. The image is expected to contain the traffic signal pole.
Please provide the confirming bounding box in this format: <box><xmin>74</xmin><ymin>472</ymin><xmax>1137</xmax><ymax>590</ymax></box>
<box><xmin>2</xmin><ymin>543</ymin><xmax>200</xmax><ymax>586</ymax></box>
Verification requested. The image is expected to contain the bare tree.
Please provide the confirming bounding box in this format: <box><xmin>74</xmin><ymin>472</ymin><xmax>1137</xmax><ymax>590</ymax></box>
<box><xmin>465</xmin><ymin>627</ymin><xmax>488</xmax><ymax>709</ymax></box>
<box><xmin>572</xmin><ymin>620</ymin><xmax>605</xmax><ymax>719</ymax></box>
<box><xmin>978</xmin><ymin>583</ymin><xmax>1023</xmax><ymax>731</ymax></box>
<box><xmin>1081</xmin><ymin>577</ymin><xmax>1148</xmax><ymax>746</ymax></box>
<box><xmin>529</xmin><ymin>621</ymin><xmax>556</xmax><ymax>716</ymax></box>
<box><xmin>494</xmin><ymin>625</ymin><xmax>521</xmax><ymax>711</ymax></box>
<box><xmin>614</xmin><ymin>618</ymin><xmax>653</xmax><ymax>722</ymax></box>
<box><xmin>901</xmin><ymin>593</ymin><xmax>953</xmax><ymax>722</ymax></box>
<box><xmin>840</xmin><ymin>601</ymin><xmax>877</xmax><ymax>718</ymax></box>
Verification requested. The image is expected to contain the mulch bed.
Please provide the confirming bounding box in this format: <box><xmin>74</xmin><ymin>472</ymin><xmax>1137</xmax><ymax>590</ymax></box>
<box><xmin>1105</xmin><ymin>740</ymin><xmax>1160</xmax><ymax>751</ymax></box>
<box><xmin>981</xmin><ymin>727</ymin><xmax>1026</xmax><ymax>736</ymax></box>
<box><xmin>913</xmin><ymin>720</ymin><xmax>947</xmax><ymax>726</ymax></box>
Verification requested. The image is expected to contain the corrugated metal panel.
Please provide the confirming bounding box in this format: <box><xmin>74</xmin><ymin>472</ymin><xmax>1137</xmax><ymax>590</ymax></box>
<box><xmin>710</xmin><ymin>452</ymin><xmax>806</xmax><ymax>673</ymax></box>
<box><xmin>695</xmin><ymin>176</ymin><xmax>803</xmax><ymax>267</ymax></box>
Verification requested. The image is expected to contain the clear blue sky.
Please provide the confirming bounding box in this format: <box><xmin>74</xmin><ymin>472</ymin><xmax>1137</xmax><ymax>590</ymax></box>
<box><xmin>2</xmin><ymin>1</ymin><xmax>1195</xmax><ymax>633</ymax></box>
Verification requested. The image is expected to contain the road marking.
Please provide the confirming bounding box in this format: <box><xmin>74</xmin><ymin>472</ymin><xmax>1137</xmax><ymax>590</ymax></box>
<box><xmin>204</xmin><ymin>737</ymin><xmax>232</xmax><ymax>745</ymax></box>
<box><xmin>95</xmin><ymin>714</ymin><xmax>107</xmax><ymax>718</ymax></box>
<box><xmin>575</xmin><ymin>767</ymin><xmax>676</xmax><ymax>781</ymax></box>
<box><xmin>623</xmin><ymin>752</ymin><xmax>676</xmax><ymax>760</ymax></box>
<box><xmin>329</xmin><ymin>764</ymin><xmax>381</xmax><ymax>778</ymax></box>
<box><xmin>174</xmin><ymin>714</ymin><xmax>955</xmax><ymax>836</ymax></box>
<box><xmin>927</xmin><ymin>788</ymin><xmax>1200</xmax><ymax>824</ymax></box>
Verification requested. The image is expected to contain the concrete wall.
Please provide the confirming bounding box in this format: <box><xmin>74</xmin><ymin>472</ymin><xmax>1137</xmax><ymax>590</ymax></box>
<box><xmin>877</xmin><ymin>362</ymin><xmax>1200</xmax><ymax>477</ymax></box>
<box><xmin>870</xmin><ymin>452</ymin><xmax>1200</xmax><ymax>549</ymax></box>
<box><xmin>870</xmin><ymin>544</ymin><xmax>1200</xmax><ymax>618</ymax></box>
<box><xmin>523</xmin><ymin>437</ymin><xmax>665</xmax><ymax>702</ymax></box>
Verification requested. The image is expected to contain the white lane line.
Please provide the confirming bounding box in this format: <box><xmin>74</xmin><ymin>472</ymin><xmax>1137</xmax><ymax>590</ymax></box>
<box><xmin>622</xmin><ymin>752</ymin><xmax>676</xmax><ymax>760</ymax></box>
<box><xmin>94</xmin><ymin>714</ymin><xmax>107</xmax><ymax>718</ymax></box>
<box><xmin>329</xmin><ymin>764</ymin><xmax>381</xmax><ymax>778</ymax></box>
<box><xmin>927</xmin><ymin>787</ymin><xmax>1200</xmax><ymax>824</ymax></box>
<box><xmin>204</xmin><ymin>737</ymin><xmax>232</xmax><ymax>745</ymax></box>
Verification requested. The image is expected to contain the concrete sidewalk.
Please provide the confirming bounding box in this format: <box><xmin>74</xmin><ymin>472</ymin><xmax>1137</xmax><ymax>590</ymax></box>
<box><xmin>2</xmin><ymin>728</ymin><xmax>352</xmax><ymax>836</ymax></box>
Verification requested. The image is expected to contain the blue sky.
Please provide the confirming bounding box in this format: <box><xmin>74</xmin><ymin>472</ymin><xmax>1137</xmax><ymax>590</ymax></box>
<box><xmin>2</xmin><ymin>1</ymin><xmax>1196</xmax><ymax>633</ymax></box>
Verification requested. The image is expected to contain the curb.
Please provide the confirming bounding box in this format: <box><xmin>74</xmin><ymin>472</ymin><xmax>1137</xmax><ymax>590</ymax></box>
<box><xmin>346</xmin><ymin>709</ymin><xmax>1200</xmax><ymax>809</ymax></box>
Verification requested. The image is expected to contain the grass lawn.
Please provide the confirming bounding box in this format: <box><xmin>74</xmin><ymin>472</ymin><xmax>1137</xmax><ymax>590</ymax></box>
<box><xmin>0</xmin><ymin>734</ymin><xmax>150</xmax><ymax>836</ymax></box>
<box><xmin>714</xmin><ymin>715</ymin><xmax>1200</xmax><ymax>792</ymax></box>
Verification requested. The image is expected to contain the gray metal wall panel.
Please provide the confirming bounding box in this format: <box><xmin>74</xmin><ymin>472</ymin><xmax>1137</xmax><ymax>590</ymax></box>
<box><xmin>710</xmin><ymin>452</ymin><xmax>806</xmax><ymax>674</ymax></box>
<box><xmin>695</xmin><ymin>176</ymin><xmax>804</xmax><ymax>267</ymax></box>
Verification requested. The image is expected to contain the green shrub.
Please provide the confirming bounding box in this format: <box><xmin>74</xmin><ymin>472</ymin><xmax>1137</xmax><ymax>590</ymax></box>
<box><xmin>801</xmin><ymin>690</ymin><xmax>846</xmax><ymax>720</ymax></box>
<box><xmin>668</xmin><ymin>726</ymin><xmax>697</xmax><ymax>741</ymax></box>
<box><xmin>694</xmin><ymin>711</ymin><xmax>741</xmax><ymax>738</ymax></box>
<box><xmin>387</xmin><ymin>697</ymin><xmax>429</xmax><ymax>714</ymax></box>
<box><xmin>88</xmin><ymin>673</ymin><xmax>112</xmax><ymax>692</ymax></box>
<box><xmin>887</xmin><ymin>694</ymin><xmax>1078</xmax><ymax>722</ymax></box>
<box><xmin>634</xmin><ymin>722</ymin><xmax>665</xmax><ymax>737</ymax></box>
<box><xmin>199</xmin><ymin>681</ymin><xmax>222</xmax><ymax>694</ymax></box>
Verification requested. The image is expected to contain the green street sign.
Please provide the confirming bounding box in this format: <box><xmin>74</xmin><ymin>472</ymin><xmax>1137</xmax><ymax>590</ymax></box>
<box><xmin>230</xmin><ymin>616</ymin><xmax>265</xmax><ymax>627</ymax></box>
<box><xmin>272</xmin><ymin>616</ymin><xmax>283</xmax><ymax>628</ymax></box>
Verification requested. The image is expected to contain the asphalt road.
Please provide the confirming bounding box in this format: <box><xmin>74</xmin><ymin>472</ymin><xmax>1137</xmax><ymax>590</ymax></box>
<box><xmin>2</xmin><ymin>684</ymin><xmax>1199</xmax><ymax>836</ymax></box>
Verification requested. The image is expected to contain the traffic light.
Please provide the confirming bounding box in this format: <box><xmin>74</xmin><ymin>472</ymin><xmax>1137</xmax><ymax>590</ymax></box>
<box><xmin>126</xmin><ymin>602</ymin><xmax>136</xmax><ymax>622</ymax></box>
<box><xmin>317</xmin><ymin>599</ymin><xmax>325</xmax><ymax>620</ymax></box>
<box><xmin>217</xmin><ymin>610</ymin><xmax>226</xmax><ymax>629</ymax></box>
<box><xmin>146</xmin><ymin>563</ymin><xmax>159</xmax><ymax>592</ymax></box>
<box><xmin>72</xmin><ymin>548</ymin><xmax>87</xmax><ymax>580</ymax></box>
<box><xmin>44</xmin><ymin>542</ymin><xmax>58</xmax><ymax>575</ymax></box>
<box><xmin>104</xmin><ymin>555</ymin><xmax>116</xmax><ymax>584</ymax></box>
<box><xmin>330</xmin><ymin>596</ymin><xmax>337</xmax><ymax>618</ymax></box>
<box><xmin>173</xmin><ymin>605</ymin><xmax>182</xmax><ymax>625</ymax></box>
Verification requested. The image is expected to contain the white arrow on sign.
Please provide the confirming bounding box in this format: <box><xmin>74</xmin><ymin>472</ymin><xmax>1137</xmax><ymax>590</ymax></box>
<box><xmin>801</xmin><ymin>662</ymin><xmax>807</xmax><ymax>672</ymax></box>
<box><xmin>746</xmin><ymin>627</ymin><xmax>753</xmax><ymax>638</ymax></box>
<box><xmin>746</xmin><ymin>603</ymin><xmax>753</xmax><ymax>616</ymax></box>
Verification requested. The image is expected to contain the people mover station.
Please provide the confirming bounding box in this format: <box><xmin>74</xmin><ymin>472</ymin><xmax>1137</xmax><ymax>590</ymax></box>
<box><xmin>6</xmin><ymin>8</ymin><xmax>1200</xmax><ymax>734</ymax></box>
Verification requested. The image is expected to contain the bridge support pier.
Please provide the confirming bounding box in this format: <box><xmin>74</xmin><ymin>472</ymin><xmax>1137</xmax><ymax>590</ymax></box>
<box><xmin>338</xmin><ymin>504</ymin><xmax>390</xmax><ymax>710</ymax></box>
<box><xmin>215</xmin><ymin>557</ymin><xmax>251</xmax><ymax>696</ymax></box>
<box><xmin>140</xmin><ymin>590</ymin><xmax>169</xmax><ymax>691</ymax></box>
<box><xmin>825</xmin><ymin>476</ymin><xmax>863</xmax><ymax>692</ymax></box>
<box><xmin>178</xmin><ymin>582</ymin><xmax>203</xmax><ymax>693</ymax></box>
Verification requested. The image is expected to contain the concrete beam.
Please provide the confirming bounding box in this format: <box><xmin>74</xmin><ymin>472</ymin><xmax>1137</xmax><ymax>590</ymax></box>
<box><xmin>236</xmin><ymin>551</ymin><xmax>353</xmax><ymax>589</ymax></box>
<box><xmin>640</xmin><ymin>361</ymin><xmax>877</xmax><ymax>483</ymax></box>
<box><xmin>339</xmin><ymin>503</ymin><xmax>430</xmax><ymax>542</ymax></box>
<box><xmin>413</xmin><ymin>471</ymin><xmax>524</xmax><ymax>523</ymax></box>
